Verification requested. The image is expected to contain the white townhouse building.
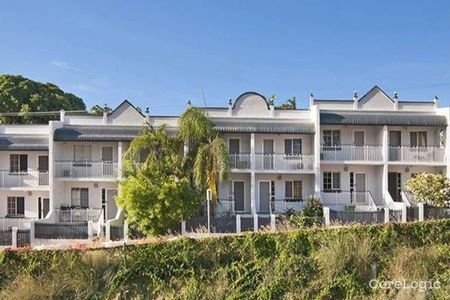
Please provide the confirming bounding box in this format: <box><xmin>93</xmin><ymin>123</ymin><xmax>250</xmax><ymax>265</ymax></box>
<box><xmin>0</xmin><ymin>86</ymin><xmax>449</xmax><ymax>234</ymax></box>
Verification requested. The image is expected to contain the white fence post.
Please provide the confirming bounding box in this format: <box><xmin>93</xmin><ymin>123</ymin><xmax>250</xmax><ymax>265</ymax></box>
<box><xmin>270</xmin><ymin>214</ymin><xmax>276</xmax><ymax>230</ymax></box>
<box><xmin>124</xmin><ymin>221</ymin><xmax>129</xmax><ymax>241</ymax></box>
<box><xmin>401</xmin><ymin>203</ymin><xmax>407</xmax><ymax>223</ymax></box>
<box><xmin>253</xmin><ymin>214</ymin><xmax>258</xmax><ymax>232</ymax></box>
<box><xmin>323</xmin><ymin>207</ymin><xmax>330</xmax><ymax>226</ymax></box>
<box><xmin>11</xmin><ymin>227</ymin><xmax>18</xmax><ymax>249</ymax></box>
<box><xmin>418</xmin><ymin>202</ymin><xmax>424</xmax><ymax>221</ymax></box>
<box><xmin>384</xmin><ymin>207</ymin><xmax>390</xmax><ymax>223</ymax></box>
<box><xmin>181</xmin><ymin>220</ymin><xmax>186</xmax><ymax>235</ymax></box>
<box><xmin>105</xmin><ymin>220</ymin><xmax>111</xmax><ymax>242</ymax></box>
<box><xmin>30</xmin><ymin>220</ymin><xmax>35</xmax><ymax>244</ymax></box>
<box><xmin>88</xmin><ymin>221</ymin><xmax>94</xmax><ymax>239</ymax></box>
<box><xmin>236</xmin><ymin>214</ymin><xmax>241</xmax><ymax>234</ymax></box>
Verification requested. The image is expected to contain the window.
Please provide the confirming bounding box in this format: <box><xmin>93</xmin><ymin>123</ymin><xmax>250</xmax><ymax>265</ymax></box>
<box><xmin>10</xmin><ymin>154</ymin><xmax>28</xmax><ymax>173</ymax></box>
<box><xmin>102</xmin><ymin>146</ymin><xmax>113</xmax><ymax>162</ymax></box>
<box><xmin>410</xmin><ymin>132</ymin><xmax>427</xmax><ymax>147</ymax></box>
<box><xmin>323</xmin><ymin>130</ymin><xmax>341</xmax><ymax>146</ymax></box>
<box><xmin>323</xmin><ymin>172</ymin><xmax>341</xmax><ymax>192</ymax></box>
<box><xmin>285</xmin><ymin>139</ymin><xmax>302</xmax><ymax>155</ymax></box>
<box><xmin>285</xmin><ymin>180</ymin><xmax>302</xmax><ymax>200</ymax></box>
<box><xmin>7</xmin><ymin>196</ymin><xmax>25</xmax><ymax>216</ymax></box>
<box><xmin>71</xmin><ymin>188</ymin><xmax>89</xmax><ymax>207</ymax></box>
<box><xmin>74</xmin><ymin>145</ymin><xmax>92</xmax><ymax>161</ymax></box>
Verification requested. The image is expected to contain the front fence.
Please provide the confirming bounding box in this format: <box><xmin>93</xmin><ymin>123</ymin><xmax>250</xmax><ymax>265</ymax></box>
<box><xmin>330</xmin><ymin>210</ymin><xmax>385</xmax><ymax>225</ymax></box>
<box><xmin>424</xmin><ymin>205</ymin><xmax>450</xmax><ymax>220</ymax></box>
<box><xmin>0</xmin><ymin>229</ymin><xmax>30</xmax><ymax>247</ymax></box>
<box><xmin>110</xmin><ymin>226</ymin><xmax>124</xmax><ymax>241</ymax></box>
<box><xmin>185</xmin><ymin>215</ymin><xmax>238</xmax><ymax>233</ymax></box>
<box><xmin>0</xmin><ymin>230</ymin><xmax>12</xmax><ymax>246</ymax></box>
<box><xmin>35</xmin><ymin>222</ymin><xmax>88</xmax><ymax>239</ymax></box>
<box><xmin>407</xmin><ymin>206</ymin><xmax>419</xmax><ymax>222</ymax></box>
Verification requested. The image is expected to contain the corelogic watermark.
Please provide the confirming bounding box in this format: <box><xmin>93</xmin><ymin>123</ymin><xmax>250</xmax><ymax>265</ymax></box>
<box><xmin>369</xmin><ymin>279</ymin><xmax>441</xmax><ymax>292</ymax></box>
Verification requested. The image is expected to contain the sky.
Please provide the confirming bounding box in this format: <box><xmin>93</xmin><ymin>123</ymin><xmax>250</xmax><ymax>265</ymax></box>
<box><xmin>0</xmin><ymin>1</ymin><xmax>449</xmax><ymax>114</ymax></box>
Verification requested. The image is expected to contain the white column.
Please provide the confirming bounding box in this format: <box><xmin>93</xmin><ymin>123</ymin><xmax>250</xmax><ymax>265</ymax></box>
<box><xmin>236</xmin><ymin>214</ymin><xmax>241</xmax><ymax>234</ymax></box>
<box><xmin>88</xmin><ymin>221</ymin><xmax>94</xmax><ymax>239</ymax></box>
<box><xmin>105</xmin><ymin>220</ymin><xmax>111</xmax><ymax>241</ymax></box>
<box><xmin>323</xmin><ymin>207</ymin><xmax>330</xmax><ymax>226</ymax></box>
<box><xmin>418</xmin><ymin>202</ymin><xmax>424</xmax><ymax>221</ymax></box>
<box><xmin>30</xmin><ymin>221</ymin><xmax>35</xmax><ymax>245</ymax></box>
<box><xmin>382</xmin><ymin>125</ymin><xmax>389</xmax><ymax>206</ymax></box>
<box><xmin>384</xmin><ymin>207</ymin><xmax>390</xmax><ymax>223</ymax></box>
<box><xmin>11</xmin><ymin>227</ymin><xmax>18</xmax><ymax>248</ymax></box>
<box><xmin>401</xmin><ymin>203</ymin><xmax>407</xmax><ymax>223</ymax></box>
<box><xmin>181</xmin><ymin>220</ymin><xmax>186</xmax><ymax>235</ymax></box>
<box><xmin>253</xmin><ymin>213</ymin><xmax>258</xmax><ymax>232</ymax></box>
<box><xmin>124</xmin><ymin>221</ymin><xmax>129</xmax><ymax>241</ymax></box>
<box><xmin>118</xmin><ymin>141</ymin><xmax>123</xmax><ymax>179</ymax></box>
<box><xmin>251</xmin><ymin>172</ymin><xmax>256</xmax><ymax>214</ymax></box>
<box><xmin>270</xmin><ymin>214</ymin><xmax>276</xmax><ymax>230</ymax></box>
<box><xmin>311</xmin><ymin>105</ymin><xmax>321</xmax><ymax>194</ymax></box>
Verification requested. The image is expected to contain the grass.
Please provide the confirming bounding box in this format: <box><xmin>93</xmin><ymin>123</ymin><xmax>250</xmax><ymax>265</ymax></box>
<box><xmin>0</xmin><ymin>220</ymin><xmax>449</xmax><ymax>299</ymax></box>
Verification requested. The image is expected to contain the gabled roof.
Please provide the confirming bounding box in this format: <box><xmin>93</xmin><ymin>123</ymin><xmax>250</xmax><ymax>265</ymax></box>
<box><xmin>358</xmin><ymin>85</ymin><xmax>395</xmax><ymax>104</ymax></box>
<box><xmin>108</xmin><ymin>99</ymin><xmax>146</xmax><ymax>118</ymax></box>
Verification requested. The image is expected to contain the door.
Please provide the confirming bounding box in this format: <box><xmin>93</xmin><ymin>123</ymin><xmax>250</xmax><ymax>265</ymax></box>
<box><xmin>102</xmin><ymin>146</ymin><xmax>114</xmax><ymax>176</ymax></box>
<box><xmin>354</xmin><ymin>173</ymin><xmax>366</xmax><ymax>204</ymax></box>
<box><xmin>389</xmin><ymin>131</ymin><xmax>401</xmax><ymax>160</ymax></box>
<box><xmin>353</xmin><ymin>131</ymin><xmax>365</xmax><ymax>159</ymax></box>
<box><xmin>259</xmin><ymin>181</ymin><xmax>271</xmax><ymax>213</ymax></box>
<box><xmin>388</xmin><ymin>172</ymin><xmax>401</xmax><ymax>202</ymax></box>
<box><xmin>263</xmin><ymin>139</ymin><xmax>274</xmax><ymax>169</ymax></box>
<box><xmin>38</xmin><ymin>197</ymin><xmax>50</xmax><ymax>219</ymax></box>
<box><xmin>106</xmin><ymin>189</ymin><xmax>118</xmax><ymax>219</ymax></box>
<box><xmin>38</xmin><ymin>156</ymin><xmax>49</xmax><ymax>185</ymax></box>
<box><xmin>233</xmin><ymin>181</ymin><xmax>245</xmax><ymax>212</ymax></box>
<box><xmin>229</xmin><ymin>139</ymin><xmax>240</xmax><ymax>168</ymax></box>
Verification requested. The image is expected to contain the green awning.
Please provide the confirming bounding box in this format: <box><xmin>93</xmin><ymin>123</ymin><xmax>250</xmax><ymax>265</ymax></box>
<box><xmin>321</xmin><ymin>112</ymin><xmax>447</xmax><ymax>126</ymax></box>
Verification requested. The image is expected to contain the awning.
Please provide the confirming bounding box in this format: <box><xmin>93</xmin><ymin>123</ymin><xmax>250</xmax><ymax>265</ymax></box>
<box><xmin>54</xmin><ymin>126</ymin><xmax>143</xmax><ymax>141</ymax></box>
<box><xmin>320</xmin><ymin>112</ymin><xmax>447</xmax><ymax>126</ymax></box>
<box><xmin>0</xmin><ymin>136</ymin><xmax>48</xmax><ymax>151</ymax></box>
<box><xmin>213</xmin><ymin>120</ymin><xmax>315</xmax><ymax>134</ymax></box>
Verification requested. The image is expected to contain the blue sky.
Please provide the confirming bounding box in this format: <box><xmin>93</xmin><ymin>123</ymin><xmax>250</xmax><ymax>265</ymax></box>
<box><xmin>1</xmin><ymin>1</ymin><xmax>449</xmax><ymax>114</ymax></box>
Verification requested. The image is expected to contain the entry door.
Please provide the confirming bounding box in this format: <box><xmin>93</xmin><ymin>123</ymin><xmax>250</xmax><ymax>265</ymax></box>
<box><xmin>38</xmin><ymin>156</ymin><xmax>49</xmax><ymax>185</ymax></box>
<box><xmin>353</xmin><ymin>131</ymin><xmax>365</xmax><ymax>160</ymax></box>
<box><xmin>263</xmin><ymin>139</ymin><xmax>274</xmax><ymax>169</ymax></box>
<box><xmin>388</xmin><ymin>172</ymin><xmax>401</xmax><ymax>202</ymax></box>
<box><xmin>38</xmin><ymin>197</ymin><xmax>50</xmax><ymax>219</ymax></box>
<box><xmin>106</xmin><ymin>189</ymin><xmax>118</xmax><ymax>219</ymax></box>
<box><xmin>259</xmin><ymin>181</ymin><xmax>271</xmax><ymax>213</ymax></box>
<box><xmin>354</xmin><ymin>173</ymin><xmax>366</xmax><ymax>204</ymax></box>
<box><xmin>389</xmin><ymin>131</ymin><xmax>401</xmax><ymax>161</ymax></box>
<box><xmin>102</xmin><ymin>146</ymin><xmax>114</xmax><ymax>176</ymax></box>
<box><xmin>229</xmin><ymin>139</ymin><xmax>240</xmax><ymax>154</ymax></box>
<box><xmin>233</xmin><ymin>181</ymin><xmax>245</xmax><ymax>212</ymax></box>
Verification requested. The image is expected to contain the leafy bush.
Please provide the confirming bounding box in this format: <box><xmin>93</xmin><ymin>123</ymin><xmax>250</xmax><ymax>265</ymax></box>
<box><xmin>1</xmin><ymin>220</ymin><xmax>450</xmax><ymax>299</ymax></box>
<box><xmin>405</xmin><ymin>172</ymin><xmax>450</xmax><ymax>207</ymax></box>
<box><xmin>286</xmin><ymin>195</ymin><xmax>324</xmax><ymax>227</ymax></box>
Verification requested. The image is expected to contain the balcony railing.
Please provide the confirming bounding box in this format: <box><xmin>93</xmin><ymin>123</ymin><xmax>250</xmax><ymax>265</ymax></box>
<box><xmin>254</xmin><ymin>154</ymin><xmax>315</xmax><ymax>171</ymax></box>
<box><xmin>215</xmin><ymin>199</ymin><xmax>251</xmax><ymax>215</ymax></box>
<box><xmin>53</xmin><ymin>208</ymin><xmax>103</xmax><ymax>223</ymax></box>
<box><xmin>271</xmin><ymin>199</ymin><xmax>303</xmax><ymax>214</ymax></box>
<box><xmin>320</xmin><ymin>190</ymin><xmax>377</xmax><ymax>208</ymax></box>
<box><xmin>229</xmin><ymin>153</ymin><xmax>251</xmax><ymax>169</ymax></box>
<box><xmin>0</xmin><ymin>171</ymin><xmax>49</xmax><ymax>188</ymax></box>
<box><xmin>55</xmin><ymin>161</ymin><xmax>118</xmax><ymax>179</ymax></box>
<box><xmin>388</xmin><ymin>146</ymin><xmax>445</xmax><ymax>163</ymax></box>
<box><xmin>321</xmin><ymin>145</ymin><xmax>383</xmax><ymax>162</ymax></box>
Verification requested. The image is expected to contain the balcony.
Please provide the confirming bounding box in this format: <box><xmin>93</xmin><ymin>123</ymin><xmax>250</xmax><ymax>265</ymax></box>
<box><xmin>271</xmin><ymin>199</ymin><xmax>303</xmax><ymax>214</ymax></box>
<box><xmin>254</xmin><ymin>154</ymin><xmax>315</xmax><ymax>171</ymax></box>
<box><xmin>320</xmin><ymin>190</ymin><xmax>377</xmax><ymax>210</ymax></box>
<box><xmin>388</xmin><ymin>146</ymin><xmax>445</xmax><ymax>164</ymax></box>
<box><xmin>0</xmin><ymin>171</ymin><xmax>49</xmax><ymax>188</ymax></box>
<box><xmin>321</xmin><ymin>145</ymin><xmax>383</xmax><ymax>162</ymax></box>
<box><xmin>229</xmin><ymin>154</ymin><xmax>251</xmax><ymax>169</ymax></box>
<box><xmin>55</xmin><ymin>161</ymin><xmax>118</xmax><ymax>179</ymax></box>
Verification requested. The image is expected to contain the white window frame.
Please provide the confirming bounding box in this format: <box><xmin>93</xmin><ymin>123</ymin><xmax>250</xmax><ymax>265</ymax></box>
<box><xmin>285</xmin><ymin>180</ymin><xmax>303</xmax><ymax>200</ymax></box>
<box><xmin>323</xmin><ymin>130</ymin><xmax>341</xmax><ymax>147</ymax></box>
<box><xmin>71</xmin><ymin>187</ymin><xmax>89</xmax><ymax>208</ymax></box>
<box><xmin>74</xmin><ymin>145</ymin><xmax>92</xmax><ymax>162</ymax></box>
<box><xmin>284</xmin><ymin>138</ymin><xmax>302</xmax><ymax>156</ymax></box>
<box><xmin>323</xmin><ymin>172</ymin><xmax>341</xmax><ymax>192</ymax></box>
<box><xmin>7</xmin><ymin>196</ymin><xmax>25</xmax><ymax>216</ymax></box>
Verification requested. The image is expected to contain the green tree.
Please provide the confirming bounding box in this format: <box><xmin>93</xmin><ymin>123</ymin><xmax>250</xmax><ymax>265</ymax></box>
<box><xmin>90</xmin><ymin>104</ymin><xmax>111</xmax><ymax>116</ymax></box>
<box><xmin>405</xmin><ymin>172</ymin><xmax>450</xmax><ymax>207</ymax></box>
<box><xmin>178</xmin><ymin>107</ymin><xmax>230</xmax><ymax>202</ymax></box>
<box><xmin>0</xmin><ymin>74</ymin><xmax>86</xmax><ymax>124</ymax></box>
<box><xmin>277</xmin><ymin>96</ymin><xmax>297</xmax><ymax>110</ymax></box>
<box><xmin>116</xmin><ymin>126</ymin><xmax>202</xmax><ymax>235</ymax></box>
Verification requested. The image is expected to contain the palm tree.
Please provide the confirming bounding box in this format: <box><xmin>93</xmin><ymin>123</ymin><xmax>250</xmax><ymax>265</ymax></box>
<box><xmin>277</xmin><ymin>96</ymin><xmax>296</xmax><ymax>110</ymax></box>
<box><xmin>178</xmin><ymin>107</ymin><xmax>230</xmax><ymax>202</ymax></box>
<box><xmin>90</xmin><ymin>104</ymin><xmax>111</xmax><ymax>116</ymax></box>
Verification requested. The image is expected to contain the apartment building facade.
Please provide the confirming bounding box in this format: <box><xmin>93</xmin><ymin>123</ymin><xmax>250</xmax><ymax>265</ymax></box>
<box><xmin>0</xmin><ymin>86</ymin><xmax>448</xmax><ymax>228</ymax></box>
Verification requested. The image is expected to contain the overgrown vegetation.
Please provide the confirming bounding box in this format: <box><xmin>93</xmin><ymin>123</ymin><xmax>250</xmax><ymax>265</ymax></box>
<box><xmin>405</xmin><ymin>172</ymin><xmax>450</xmax><ymax>207</ymax></box>
<box><xmin>1</xmin><ymin>220</ymin><xmax>450</xmax><ymax>299</ymax></box>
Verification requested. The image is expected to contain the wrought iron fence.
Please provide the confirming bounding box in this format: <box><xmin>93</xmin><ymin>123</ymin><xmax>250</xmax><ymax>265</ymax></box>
<box><xmin>0</xmin><ymin>230</ymin><xmax>12</xmax><ymax>246</ymax></box>
<box><xmin>330</xmin><ymin>210</ymin><xmax>384</xmax><ymax>225</ymax></box>
<box><xmin>406</xmin><ymin>206</ymin><xmax>419</xmax><ymax>222</ymax></box>
<box><xmin>35</xmin><ymin>222</ymin><xmax>88</xmax><ymax>239</ymax></box>
<box><xmin>424</xmin><ymin>205</ymin><xmax>450</xmax><ymax>220</ymax></box>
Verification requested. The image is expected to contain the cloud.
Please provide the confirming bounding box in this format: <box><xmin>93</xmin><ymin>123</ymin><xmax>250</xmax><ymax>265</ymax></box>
<box><xmin>50</xmin><ymin>60</ymin><xmax>78</xmax><ymax>71</ymax></box>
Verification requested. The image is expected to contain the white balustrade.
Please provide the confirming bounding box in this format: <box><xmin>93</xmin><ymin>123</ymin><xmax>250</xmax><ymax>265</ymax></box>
<box><xmin>321</xmin><ymin>145</ymin><xmax>383</xmax><ymax>161</ymax></box>
<box><xmin>254</xmin><ymin>154</ymin><xmax>315</xmax><ymax>171</ymax></box>
<box><xmin>229</xmin><ymin>154</ymin><xmax>251</xmax><ymax>169</ymax></box>
<box><xmin>0</xmin><ymin>171</ymin><xmax>48</xmax><ymax>188</ymax></box>
<box><xmin>55</xmin><ymin>161</ymin><xmax>118</xmax><ymax>179</ymax></box>
<box><xmin>388</xmin><ymin>146</ymin><xmax>445</xmax><ymax>163</ymax></box>
<box><xmin>320</xmin><ymin>190</ymin><xmax>376</xmax><ymax>209</ymax></box>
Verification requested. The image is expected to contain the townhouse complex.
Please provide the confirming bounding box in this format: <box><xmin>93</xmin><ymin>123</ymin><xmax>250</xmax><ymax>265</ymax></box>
<box><xmin>0</xmin><ymin>85</ymin><xmax>449</xmax><ymax>239</ymax></box>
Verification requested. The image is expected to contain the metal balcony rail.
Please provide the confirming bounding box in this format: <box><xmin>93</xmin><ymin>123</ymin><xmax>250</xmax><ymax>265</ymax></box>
<box><xmin>54</xmin><ymin>208</ymin><xmax>103</xmax><ymax>223</ymax></box>
<box><xmin>321</xmin><ymin>144</ymin><xmax>383</xmax><ymax>161</ymax></box>
<box><xmin>55</xmin><ymin>161</ymin><xmax>118</xmax><ymax>179</ymax></box>
<box><xmin>0</xmin><ymin>170</ymin><xmax>49</xmax><ymax>188</ymax></box>
<box><xmin>320</xmin><ymin>190</ymin><xmax>377</xmax><ymax>208</ymax></box>
<box><xmin>229</xmin><ymin>153</ymin><xmax>251</xmax><ymax>169</ymax></box>
<box><xmin>388</xmin><ymin>146</ymin><xmax>445</xmax><ymax>163</ymax></box>
<box><xmin>254</xmin><ymin>154</ymin><xmax>315</xmax><ymax>171</ymax></box>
